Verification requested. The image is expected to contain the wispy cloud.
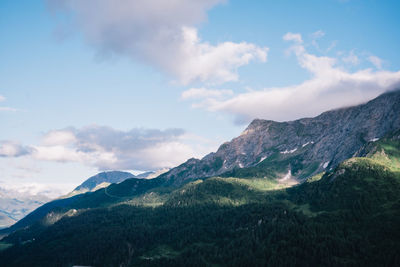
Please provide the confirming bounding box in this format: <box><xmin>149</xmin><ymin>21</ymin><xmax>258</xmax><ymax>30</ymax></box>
<box><xmin>368</xmin><ymin>55</ymin><xmax>383</xmax><ymax>69</ymax></box>
<box><xmin>0</xmin><ymin>95</ymin><xmax>18</xmax><ymax>112</ymax></box>
<box><xmin>0</xmin><ymin>107</ymin><xmax>18</xmax><ymax>112</ymax></box>
<box><xmin>283</xmin><ymin>32</ymin><xmax>303</xmax><ymax>44</ymax></box>
<box><xmin>182</xmin><ymin>32</ymin><xmax>400</xmax><ymax>123</ymax></box>
<box><xmin>48</xmin><ymin>0</ymin><xmax>268</xmax><ymax>84</ymax></box>
<box><xmin>310</xmin><ymin>30</ymin><xmax>325</xmax><ymax>50</ymax></box>
<box><xmin>342</xmin><ymin>50</ymin><xmax>360</xmax><ymax>65</ymax></box>
<box><xmin>311</xmin><ymin>30</ymin><xmax>325</xmax><ymax>39</ymax></box>
<box><xmin>0</xmin><ymin>182</ymin><xmax>74</xmax><ymax>199</ymax></box>
<box><xmin>181</xmin><ymin>88</ymin><xmax>233</xmax><ymax>100</ymax></box>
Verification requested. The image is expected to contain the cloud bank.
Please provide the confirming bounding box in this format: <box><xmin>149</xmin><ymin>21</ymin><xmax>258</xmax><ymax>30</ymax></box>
<box><xmin>48</xmin><ymin>0</ymin><xmax>268</xmax><ymax>84</ymax></box>
<box><xmin>0</xmin><ymin>182</ymin><xmax>73</xmax><ymax>199</ymax></box>
<box><xmin>182</xmin><ymin>32</ymin><xmax>400</xmax><ymax>123</ymax></box>
<box><xmin>0</xmin><ymin>126</ymin><xmax>217</xmax><ymax>171</ymax></box>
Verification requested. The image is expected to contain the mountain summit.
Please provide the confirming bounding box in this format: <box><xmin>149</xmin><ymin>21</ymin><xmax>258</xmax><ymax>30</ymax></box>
<box><xmin>160</xmin><ymin>90</ymin><xmax>400</xmax><ymax>185</ymax></box>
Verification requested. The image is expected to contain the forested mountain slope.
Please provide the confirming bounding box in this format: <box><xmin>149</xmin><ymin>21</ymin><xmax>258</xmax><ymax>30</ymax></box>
<box><xmin>0</xmin><ymin>129</ymin><xmax>399</xmax><ymax>266</ymax></box>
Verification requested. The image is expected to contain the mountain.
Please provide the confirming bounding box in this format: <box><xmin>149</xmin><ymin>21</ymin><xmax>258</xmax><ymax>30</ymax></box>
<box><xmin>0</xmin><ymin>171</ymin><xmax>135</xmax><ymax>229</ymax></box>
<box><xmin>68</xmin><ymin>171</ymin><xmax>135</xmax><ymax>196</ymax></box>
<box><xmin>2</xmin><ymin>90</ymin><xmax>400</xmax><ymax>236</ymax></box>
<box><xmin>0</xmin><ymin>172</ymin><xmax>136</xmax><ymax>229</ymax></box>
<box><xmin>136</xmin><ymin>168</ymin><xmax>170</xmax><ymax>179</ymax></box>
<box><xmin>0</xmin><ymin>90</ymin><xmax>399</xmax><ymax>266</ymax></box>
<box><xmin>0</xmin><ymin>171</ymin><xmax>142</xmax><ymax>235</ymax></box>
<box><xmin>67</xmin><ymin>170</ymin><xmax>167</xmax><ymax>197</ymax></box>
<box><xmin>0</xmin><ymin>130</ymin><xmax>399</xmax><ymax>266</ymax></box>
<box><xmin>159</xmin><ymin>90</ymin><xmax>400</xmax><ymax>185</ymax></box>
<box><xmin>0</xmin><ymin>188</ymin><xmax>51</xmax><ymax>229</ymax></box>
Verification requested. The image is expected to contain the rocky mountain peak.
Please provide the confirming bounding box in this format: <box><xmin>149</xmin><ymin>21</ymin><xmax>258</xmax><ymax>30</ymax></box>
<box><xmin>160</xmin><ymin>89</ymin><xmax>400</xmax><ymax>185</ymax></box>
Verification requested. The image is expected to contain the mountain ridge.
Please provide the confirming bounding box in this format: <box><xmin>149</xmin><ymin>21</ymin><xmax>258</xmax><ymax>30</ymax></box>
<box><xmin>68</xmin><ymin>171</ymin><xmax>136</xmax><ymax>197</ymax></box>
<box><xmin>0</xmin><ymin>188</ymin><xmax>51</xmax><ymax>229</ymax></box>
<box><xmin>159</xmin><ymin>89</ymin><xmax>400</xmax><ymax>185</ymax></box>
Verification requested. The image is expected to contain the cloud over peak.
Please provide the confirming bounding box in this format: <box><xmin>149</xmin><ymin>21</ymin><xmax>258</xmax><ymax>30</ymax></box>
<box><xmin>182</xmin><ymin>32</ymin><xmax>400</xmax><ymax>123</ymax></box>
<box><xmin>49</xmin><ymin>0</ymin><xmax>268</xmax><ymax>84</ymax></box>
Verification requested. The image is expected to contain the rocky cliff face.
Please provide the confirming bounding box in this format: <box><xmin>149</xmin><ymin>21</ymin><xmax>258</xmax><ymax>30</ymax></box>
<box><xmin>160</xmin><ymin>90</ymin><xmax>400</xmax><ymax>185</ymax></box>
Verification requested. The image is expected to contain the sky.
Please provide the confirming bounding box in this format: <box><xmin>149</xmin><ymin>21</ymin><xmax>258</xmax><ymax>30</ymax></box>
<box><xmin>1</xmin><ymin>0</ymin><xmax>400</xmax><ymax>197</ymax></box>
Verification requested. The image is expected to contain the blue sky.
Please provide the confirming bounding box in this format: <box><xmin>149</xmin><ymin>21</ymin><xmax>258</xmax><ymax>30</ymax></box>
<box><xmin>1</xmin><ymin>0</ymin><xmax>400</xmax><ymax>196</ymax></box>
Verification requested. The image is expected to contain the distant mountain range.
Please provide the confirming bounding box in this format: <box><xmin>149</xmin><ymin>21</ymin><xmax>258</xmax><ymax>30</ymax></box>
<box><xmin>0</xmin><ymin>90</ymin><xmax>399</xmax><ymax>266</ymax></box>
<box><xmin>66</xmin><ymin>170</ymin><xmax>167</xmax><ymax>197</ymax></box>
<box><xmin>67</xmin><ymin>171</ymin><xmax>136</xmax><ymax>197</ymax></box>
<box><xmin>0</xmin><ymin>170</ymin><xmax>162</xmax><ymax>229</ymax></box>
<box><xmin>0</xmin><ymin>188</ymin><xmax>51</xmax><ymax>229</ymax></box>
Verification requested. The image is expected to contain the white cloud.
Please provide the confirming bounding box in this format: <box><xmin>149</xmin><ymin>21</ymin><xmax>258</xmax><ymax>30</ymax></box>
<box><xmin>311</xmin><ymin>30</ymin><xmax>325</xmax><ymax>39</ymax></box>
<box><xmin>49</xmin><ymin>0</ymin><xmax>268</xmax><ymax>84</ymax></box>
<box><xmin>181</xmin><ymin>88</ymin><xmax>233</xmax><ymax>100</ymax></box>
<box><xmin>42</xmin><ymin>129</ymin><xmax>77</xmax><ymax>146</ymax></box>
<box><xmin>0</xmin><ymin>182</ymin><xmax>74</xmax><ymax>199</ymax></box>
<box><xmin>0</xmin><ymin>107</ymin><xmax>18</xmax><ymax>112</ymax></box>
<box><xmin>368</xmin><ymin>55</ymin><xmax>383</xmax><ymax>69</ymax></box>
<box><xmin>182</xmin><ymin>32</ymin><xmax>400</xmax><ymax>123</ymax></box>
<box><xmin>0</xmin><ymin>157</ymin><xmax>98</xmax><ymax>198</ymax></box>
<box><xmin>136</xmin><ymin>141</ymin><xmax>197</xmax><ymax>169</ymax></box>
<box><xmin>0</xmin><ymin>95</ymin><xmax>18</xmax><ymax>112</ymax></box>
<box><xmin>311</xmin><ymin>30</ymin><xmax>325</xmax><ymax>50</ymax></box>
<box><xmin>32</xmin><ymin>145</ymin><xmax>109</xmax><ymax>163</ymax></box>
<box><xmin>326</xmin><ymin>40</ymin><xmax>338</xmax><ymax>52</ymax></box>
<box><xmin>342</xmin><ymin>50</ymin><xmax>359</xmax><ymax>65</ymax></box>
<box><xmin>283</xmin><ymin>32</ymin><xmax>303</xmax><ymax>44</ymax></box>
<box><xmin>0</xmin><ymin>141</ymin><xmax>32</xmax><ymax>157</ymax></box>
<box><xmin>11</xmin><ymin>125</ymin><xmax>216</xmax><ymax>171</ymax></box>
